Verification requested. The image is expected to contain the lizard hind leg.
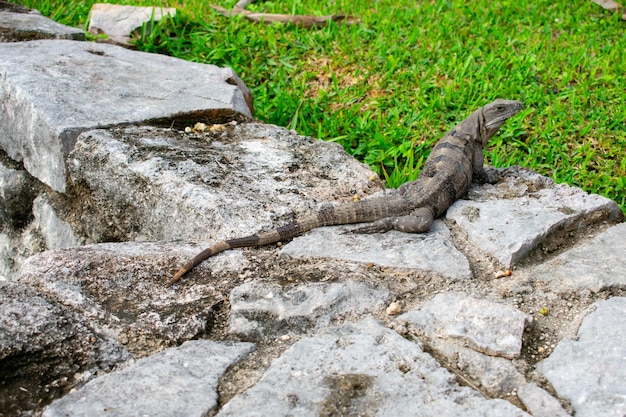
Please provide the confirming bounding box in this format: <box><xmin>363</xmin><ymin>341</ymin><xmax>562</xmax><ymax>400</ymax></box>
<box><xmin>349</xmin><ymin>207</ymin><xmax>434</xmax><ymax>234</ymax></box>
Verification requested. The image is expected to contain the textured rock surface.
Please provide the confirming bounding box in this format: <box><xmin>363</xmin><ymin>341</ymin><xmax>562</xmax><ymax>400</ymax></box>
<box><xmin>0</xmin><ymin>1</ymin><xmax>84</xmax><ymax>42</ymax></box>
<box><xmin>0</xmin><ymin>39</ymin><xmax>253</xmax><ymax>191</ymax></box>
<box><xmin>528</xmin><ymin>222</ymin><xmax>626</xmax><ymax>292</ymax></box>
<box><xmin>66</xmin><ymin>124</ymin><xmax>381</xmax><ymax>243</ymax></box>
<box><xmin>517</xmin><ymin>383</ymin><xmax>571</xmax><ymax>417</ymax></box>
<box><xmin>217</xmin><ymin>318</ymin><xmax>530</xmax><ymax>417</ymax></box>
<box><xmin>447</xmin><ymin>167</ymin><xmax>623</xmax><ymax>267</ymax></box>
<box><xmin>229</xmin><ymin>279</ymin><xmax>390</xmax><ymax>340</ymax></box>
<box><xmin>42</xmin><ymin>340</ymin><xmax>254</xmax><ymax>417</ymax></box>
<box><xmin>537</xmin><ymin>297</ymin><xmax>626</xmax><ymax>417</ymax></box>
<box><xmin>88</xmin><ymin>3</ymin><xmax>176</xmax><ymax>45</ymax></box>
<box><xmin>17</xmin><ymin>241</ymin><xmax>251</xmax><ymax>356</ymax></box>
<box><xmin>0</xmin><ymin>281</ymin><xmax>130</xmax><ymax>415</ymax></box>
<box><xmin>398</xmin><ymin>292</ymin><xmax>532</xmax><ymax>359</ymax></box>
<box><xmin>281</xmin><ymin>220</ymin><xmax>472</xmax><ymax>280</ymax></box>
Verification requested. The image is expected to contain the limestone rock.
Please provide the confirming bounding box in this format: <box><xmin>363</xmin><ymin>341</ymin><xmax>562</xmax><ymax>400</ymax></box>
<box><xmin>66</xmin><ymin>124</ymin><xmax>381</xmax><ymax>243</ymax></box>
<box><xmin>537</xmin><ymin>297</ymin><xmax>626</xmax><ymax>417</ymax></box>
<box><xmin>17</xmin><ymin>241</ymin><xmax>252</xmax><ymax>356</ymax></box>
<box><xmin>216</xmin><ymin>318</ymin><xmax>529</xmax><ymax>417</ymax></box>
<box><xmin>398</xmin><ymin>292</ymin><xmax>532</xmax><ymax>359</ymax></box>
<box><xmin>0</xmin><ymin>1</ymin><xmax>85</xmax><ymax>42</ymax></box>
<box><xmin>428</xmin><ymin>338</ymin><xmax>527</xmax><ymax>397</ymax></box>
<box><xmin>229</xmin><ymin>279</ymin><xmax>390</xmax><ymax>340</ymax></box>
<box><xmin>32</xmin><ymin>194</ymin><xmax>81</xmax><ymax>250</ymax></box>
<box><xmin>0</xmin><ymin>281</ymin><xmax>130</xmax><ymax>415</ymax></box>
<box><xmin>528</xmin><ymin>222</ymin><xmax>626</xmax><ymax>292</ymax></box>
<box><xmin>517</xmin><ymin>383</ymin><xmax>570</xmax><ymax>417</ymax></box>
<box><xmin>88</xmin><ymin>3</ymin><xmax>176</xmax><ymax>45</ymax></box>
<box><xmin>43</xmin><ymin>340</ymin><xmax>254</xmax><ymax>417</ymax></box>
<box><xmin>0</xmin><ymin>40</ymin><xmax>253</xmax><ymax>192</ymax></box>
<box><xmin>281</xmin><ymin>220</ymin><xmax>472</xmax><ymax>280</ymax></box>
<box><xmin>0</xmin><ymin>161</ymin><xmax>39</xmax><ymax>229</ymax></box>
<box><xmin>446</xmin><ymin>166</ymin><xmax>623</xmax><ymax>267</ymax></box>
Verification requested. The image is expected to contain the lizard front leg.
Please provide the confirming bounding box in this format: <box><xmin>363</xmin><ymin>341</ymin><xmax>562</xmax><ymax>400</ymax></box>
<box><xmin>349</xmin><ymin>207</ymin><xmax>434</xmax><ymax>234</ymax></box>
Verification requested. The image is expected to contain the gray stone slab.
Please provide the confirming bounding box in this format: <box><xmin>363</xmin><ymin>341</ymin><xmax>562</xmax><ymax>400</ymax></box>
<box><xmin>0</xmin><ymin>3</ymin><xmax>85</xmax><ymax>42</ymax></box>
<box><xmin>0</xmin><ymin>281</ymin><xmax>130</xmax><ymax>415</ymax></box>
<box><xmin>17</xmin><ymin>240</ymin><xmax>252</xmax><ymax>355</ymax></box>
<box><xmin>0</xmin><ymin>40</ymin><xmax>253</xmax><ymax>192</ymax></box>
<box><xmin>88</xmin><ymin>3</ymin><xmax>176</xmax><ymax>45</ymax></box>
<box><xmin>32</xmin><ymin>194</ymin><xmax>81</xmax><ymax>250</ymax></box>
<box><xmin>229</xmin><ymin>279</ymin><xmax>390</xmax><ymax>340</ymax></box>
<box><xmin>43</xmin><ymin>340</ymin><xmax>255</xmax><ymax>417</ymax></box>
<box><xmin>537</xmin><ymin>297</ymin><xmax>626</xmax><ymax>417</ymax></box>
<box><xmin>216</xmin><ymin>318</ymin><xmax>529</xmax><ymax>417</ymax></box>
<box><xmin>280</xmin><ymin>220</ymin><xmax>472</xmax><ymax>279</ymax></box>
<box><xmin>529</xmin><ymin>223</ymin><xmax>626</xmax><ymax>292</ymax></box>
<box><xmin>66</xmin><ymin>124</ymin><xmax>381</xmax><ymax>244</ymax></box>
<box><xmin>428</xmin><ymin>338</ymin><xmax>527</xmax><ymax>397</ymax></box>
<box><xmin>517</xmin><ymin>383</ymin><xmax>570</xmax><ymax>417</ymax></box>
<box><xmin>447</xmin><ymin>172</ymin><xmax>622</xmax><ymax>268</ymax></box>
<box><xmin>398</xmin><ymin>292</ymin><xmax>532</xmax><ymax>359</ymax></box>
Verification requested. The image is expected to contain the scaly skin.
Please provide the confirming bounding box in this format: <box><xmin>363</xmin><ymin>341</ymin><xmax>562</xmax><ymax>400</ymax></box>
<box><xmin>170</xmin><ymin>99</ymin><xmax>523</xmax><ymax>284</ymax></box>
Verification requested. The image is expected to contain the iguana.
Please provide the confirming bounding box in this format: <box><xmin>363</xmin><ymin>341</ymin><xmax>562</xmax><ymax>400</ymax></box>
<box><xmin>170</xmin><ymin>99</ymin><xmax>523</xmax><ymax>284</ymax></box>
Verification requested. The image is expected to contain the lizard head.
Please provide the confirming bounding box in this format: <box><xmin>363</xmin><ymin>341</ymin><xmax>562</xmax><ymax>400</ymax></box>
<box><xmin>480</xmin><ymin>99</ymin><xmax>524</xmax><ymax>144</ymax></box>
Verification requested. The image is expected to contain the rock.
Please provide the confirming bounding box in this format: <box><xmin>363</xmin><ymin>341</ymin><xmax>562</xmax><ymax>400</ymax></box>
<box><xmin>537</xmin><ymin>297</ymin><xmax>626</xmax><ymax>417</ymax></box>
<box><xmin>42</xmin><ymin>340</ymin><xmax>254</xmax><ymax>417</ymax></box>
<box><xmin>446</xmin><ymin>166</ymin><xmax>623</xmax><ymax>267</ymax></box>
<box><xmin>281</xmin><ymin>220</ymin><xmax>472</xmax><ymax>280</ymax></box>
<box><xmin>0</xmin><ymin>40</ymin><xmax>253</xmax><ymax>192</ymax></box>
<box><xmin>17</xmin><ymin>241</ymin><xmax>252</xmax><ymax>356</ymax></box>
<box><xmin>0</xmin><ymin>281</ymin><xmax>130</xmax><ymax>415</ymax></box>
<box><xmin>0</xmin><ymin>1</ymin><xmax>85</xmax><ymax>42</ymax></box>
<box><xmin>428</xmin><ymin>338</ymin><xmax>527</xmax><ymax>397</ymax></box>
<box><xmin>66</xmin><ymin>124</ymin><xmax>381</xmax><ymax>243</ymax></box>
<box><xmin>229</xmin><ymin>279</ymin><xmax>390</xmax><ymax>340</ymax></box>
<box><xmin>0</xmin><ymin>161</ymin><xmax>39</xmax><ymax>229</ymax></box>
<box><xmin>216</xmin><ymin>318</ymin><xmax>529</xmax><ymax>416</ymax></box>
<box><xmin>88</xmin><ymin>3</ymin><xmax>176</xmax><ymax>45</ymax></box>
<box><xmin>517</xmin><ymin>383</ymin><xmax>570</xmax><ymax>417</ymax></box>
<box><xmin>528</xmin><ymin>223</ymin><xmax>626</xmax><ymax>292</ymax></box>
<box><xmin>398</xmin><ymin>292</ymin><xmax>532</xmax><ymax>359</ymax></box>
<box><xmin>32</xmin><ymin>194</ymin><xmax>81</xmax><ymax>250</ymax></box>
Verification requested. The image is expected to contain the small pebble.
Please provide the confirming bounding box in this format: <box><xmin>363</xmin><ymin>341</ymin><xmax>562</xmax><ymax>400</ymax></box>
<box><xmin>386</xmin><ymin>302</ymin><xmax>402</xmax><ymax>315</ymax></box>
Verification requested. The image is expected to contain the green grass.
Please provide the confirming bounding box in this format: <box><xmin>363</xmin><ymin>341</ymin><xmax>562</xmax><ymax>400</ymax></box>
<box><xmin>13</xmin><ymin>0</ymin><xmax>626</xmax><ymax>211</ymax></box>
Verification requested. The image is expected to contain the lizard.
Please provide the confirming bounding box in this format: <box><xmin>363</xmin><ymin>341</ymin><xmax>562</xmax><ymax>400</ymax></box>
<box><xmin>170</xmin><ymin>99</ymin><xmax>523</xmax><ymax>285</ymax></box>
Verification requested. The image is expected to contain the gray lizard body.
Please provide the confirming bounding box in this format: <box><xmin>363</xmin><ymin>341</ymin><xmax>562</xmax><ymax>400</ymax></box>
<box><xmin>170</xmin><ymin>99</ymin><xmax>523</xmax><ymax>284</ymax></box>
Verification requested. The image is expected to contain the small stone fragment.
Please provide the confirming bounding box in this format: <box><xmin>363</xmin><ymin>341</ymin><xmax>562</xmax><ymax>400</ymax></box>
<box><xmin>386</xmin><ymin>301</ymin><xmax>402</xmax><ymax>315</ymax></box>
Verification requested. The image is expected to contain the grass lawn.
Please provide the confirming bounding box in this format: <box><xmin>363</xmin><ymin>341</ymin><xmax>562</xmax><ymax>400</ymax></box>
<box><xmin>13</xmin><ymin>0</ymin><xmax>626</xmax><ymax>211</ymax></box>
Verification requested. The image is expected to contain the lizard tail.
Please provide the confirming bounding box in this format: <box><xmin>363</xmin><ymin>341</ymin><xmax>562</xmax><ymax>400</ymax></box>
<box><xmin>169</xmin><ymin>230</ymin><xmax>285</xmax><ymax>285</ymax></box>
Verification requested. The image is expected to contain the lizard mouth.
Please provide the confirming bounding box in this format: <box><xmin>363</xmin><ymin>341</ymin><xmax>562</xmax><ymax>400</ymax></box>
<box><xmin>485</xmin><ymin>107</ymin><xmax>523</xmax><ymax>129</ymax></box>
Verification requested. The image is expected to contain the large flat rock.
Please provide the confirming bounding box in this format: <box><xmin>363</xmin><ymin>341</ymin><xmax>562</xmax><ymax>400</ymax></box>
<box><xmin>229</xmin><ymin>279</ymin><xmax>390</xmax><ymax>340</ymax></box>
<box><xmin>280</xmin><ymin>220</ymin><xmax>472</xmax><ymax>279</ymax></box>
<box><xmin>0</xmin><ymin>1</ymin><xmax>85</xmax><ymax>42</ymax></box>
<box><xmin>398</xmin><ymin>292</ymin><xmax>531</xmax><ymax>359</ymax></box>
<box><xmin>216</xmin><ymin>318</ymin><xmax>529</xmax><ymax>417</ymax></box>
<box><xmin>528</xmin><ymin>222</ymin><xmax>626</xmax><ymax>292</ymax></box>
<box><xmin>17</xmin><ymin>241</ymin><xmax>253</xmax><ymax>355</ymax></box>
<box><xmin>43</xmin><ymin>340</ymin><xmax>255</xmax><ymax>417</ymax></box>
<box><xmin>0</xmin><ymin>39</ymin><xmax>253</xmax><ymax>192</ymax></box>
<box><xmin>65</xmin><ymin>123</ymin><xmax>381</xmax><ymax>244</ymax></box>
<box><xmin>446</xmin><ymin>167</ymin><xmax>622</xmax><ymax>267</ymax></box>
<box><xmin>0</xmin><ymin>281</ymin><xmax>130</xmax><ymax>414</ymax></box>
<box><xmin>537</xmin><ymin>297</ymin><xmax>626</xmax><ymax>417</ymax></box>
